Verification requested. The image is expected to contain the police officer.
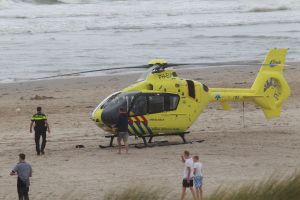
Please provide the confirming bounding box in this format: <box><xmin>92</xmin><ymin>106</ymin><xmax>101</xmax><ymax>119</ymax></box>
<box><xmin>30</xmin><ymin>107</ymin><xmax>50</xmax><ymax>155</ymax></box>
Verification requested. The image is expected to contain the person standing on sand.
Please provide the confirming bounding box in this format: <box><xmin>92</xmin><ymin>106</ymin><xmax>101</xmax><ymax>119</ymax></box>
<box><xmin>30</xmin><ymin>106</ymin><xmax>50</xmax><ymax>155</ymax></box>
<box><xmin>10</xmin><ymin>153</ymin><xmax>32</xmax><ymax>200</ymax></box>
<box><xmin>193</xmin><ymin>156</ymin><xmax>204</xmax><ymax>200</ymax></box>
<box><xmin>181</xmin><ymin>150</ymin><xmax>196</xmax><ymax>200</ymax></box>
<box><xmin>116</xmin><ymin>107</ymin><xmax>129</xmax><ymax>154</ymax></box>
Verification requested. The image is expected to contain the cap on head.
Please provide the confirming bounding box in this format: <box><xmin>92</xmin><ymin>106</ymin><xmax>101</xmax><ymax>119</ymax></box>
<box><xmin>19</xmin><ymin>153</ymin><xmax>25</xmax><ymax>160</ymax></box>
<box><xmin>37</xmin><ymin>107</ymin><xmax>42</xmax><ymax>112</ymax></box>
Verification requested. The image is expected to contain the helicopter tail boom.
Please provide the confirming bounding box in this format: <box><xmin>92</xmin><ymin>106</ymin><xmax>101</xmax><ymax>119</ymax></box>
<box><xmin>209</xmin><ymin>48</ymin><xmax>290</xmax><ymax>119</ymax></box>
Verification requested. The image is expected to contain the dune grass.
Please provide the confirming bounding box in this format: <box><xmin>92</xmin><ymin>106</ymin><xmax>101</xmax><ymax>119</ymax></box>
<box><xmin>208</xmin><ymin>172</ymin><xmax>300</xmax><ymax>200</ymax></box>
<box><xmin>103</xmin><ymin>172</ymin><xmax>300</xmax><ymax>200</ymax></box>
<box><xmin>103</xmin><ymin>186</ymin><xmax>172</xmax><ymax>200</ymax></box>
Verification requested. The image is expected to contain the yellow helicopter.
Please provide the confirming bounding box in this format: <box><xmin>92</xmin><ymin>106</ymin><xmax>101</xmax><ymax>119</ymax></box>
<box><xmin>91</xmin><ymin>48</ymin><xmax>290</xmax><ymax>147</ymax></box>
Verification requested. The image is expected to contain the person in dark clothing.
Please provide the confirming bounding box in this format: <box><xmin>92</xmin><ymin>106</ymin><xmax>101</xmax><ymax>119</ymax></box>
<box><xmin>10</xmin><ymin>153</ymin><xmax>32</xmax><ymax>200</ymax></box>
<box><xmin>116</xmin><ymin>107</ymin><xmax>129</xmax><ymax>154</ymax></box>
<box><xmin>30</xmin><ymin>107</ymin><xmax>50</xmax><ymax>155</ymax></box>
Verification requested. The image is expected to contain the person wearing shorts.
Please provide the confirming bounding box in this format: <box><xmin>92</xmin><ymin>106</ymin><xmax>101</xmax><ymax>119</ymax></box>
<box><xmin>116</xmin><ymin>108</ymin><xmax>129</xmax><ymax>154</ymax></box>
<box><xmin>193</xmin><ymin>156</ymin><xmax>204</xmax><ymax>200</ymax></box>
<box><xmin>181</xmin><ymin>151</ymin><xmax>196</xmax><ymax>200</ymax></box>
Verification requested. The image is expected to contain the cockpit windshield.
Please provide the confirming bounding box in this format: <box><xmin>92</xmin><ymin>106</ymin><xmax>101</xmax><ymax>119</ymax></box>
<box><xmin>101</xmin><ymin>91</ymin><xmax>140</xmax><ymax>127</ymax></box>
<box><xmin>100</xmin><ymin>92</ymin><xmax>120</xmax><ymax>109</ymax></box>
<box><xmin>101</xmin><ymin>91</ymin><xmax>140</xmax><ymax>112</ymax></box>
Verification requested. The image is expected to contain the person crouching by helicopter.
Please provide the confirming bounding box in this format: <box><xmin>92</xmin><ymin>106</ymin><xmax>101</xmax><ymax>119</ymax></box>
<box><xmin>181</xmin><ymin>150</ymin><xmax>197</xmax><ymax>200</ymax></box>
<box><xmin>30</xmin><ymin>107</ymin><xmax>50</xmax><ymax>156</ymax></box>
<box><xmin>116</xmin><ymin>107</ymin><xmax>129</xmax><ymax>154</ymax></box>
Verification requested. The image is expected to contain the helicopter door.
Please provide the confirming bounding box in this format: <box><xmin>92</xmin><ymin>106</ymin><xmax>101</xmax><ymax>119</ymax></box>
<box><xmin>146</xmin><ymin>93</ymin><xmax>181</xmax><ymax>134</ymax></box>
<box><xmin>130</xmin><ymin>95</ymin><xmax>147</xmax><ymax>116</ymax></box>
<box><xmin>128</xmin><ymin>95</ymin><xmax>150</xmax><ymax>136</ymax></box>
<box><xmin>128</xmin><ymin>93</ymin><xmax>181</xmax><ymax>135</ymax></box>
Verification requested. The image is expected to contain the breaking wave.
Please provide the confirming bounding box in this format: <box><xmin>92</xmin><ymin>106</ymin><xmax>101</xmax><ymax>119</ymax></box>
<box><xmin>25</xmin><ymin>0</ymin><xmax>101</xmax><ymax>4</ymax></box>
<box><xmin>0</xmin><ymin>0</ymin><xmax>96</xmax><ymax>6</ymax></box>
<box><xmin>23</xmin><ymin>0</ymin><xmax>66</xmax><ymax>4</ymax></box>
<box><xmin>1</xmin><ymin>18</ymin><xmax>300</xmax><ymax>35</ymax></box>
<box><xmin>248</xmin><ymin>6</ymin><xmax>290</xmax><ymax>13</ymax></box>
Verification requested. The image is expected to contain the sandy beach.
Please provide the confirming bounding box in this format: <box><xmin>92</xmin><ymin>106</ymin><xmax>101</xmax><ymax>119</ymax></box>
<box><xmin>0</xmin><ymin>64</ymin><xmax>299</xmax><ymax>200</ymax></box>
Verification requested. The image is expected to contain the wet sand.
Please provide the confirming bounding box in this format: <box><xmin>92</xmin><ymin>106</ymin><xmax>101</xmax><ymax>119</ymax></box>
<box><xmin>0</xmin><ymin>64</ymin><xmax>299</xmax><ymax>200</ymax></box>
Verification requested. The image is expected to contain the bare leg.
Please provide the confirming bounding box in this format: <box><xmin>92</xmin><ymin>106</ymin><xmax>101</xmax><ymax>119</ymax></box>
<box><xmin>190</xmin><ymin>187</ymin><xmax>197</xmax><ymax>200</ymax></box>
<box><xmin>117</xmin><ymin>137</ymin><xmax>121</xmax><ymax>154</ymax></box>
<box><xmin>124</xmin><ymin>139</ymin><xmax>129</xmax><ymax>154</ymax></box>
<box><xmin>200</xmin><ymin>187</ymin><xmax>203</xmax><ymax>200</ymax></box>
<box><xmin>195</xmin><ymin>188</ymin><xmax>200</xmax><ymax>200</ymax></box>
<box><xmin>180</xmin><ymin>187</ymin><xmax>186</xmax><ymax>200</ymax></box>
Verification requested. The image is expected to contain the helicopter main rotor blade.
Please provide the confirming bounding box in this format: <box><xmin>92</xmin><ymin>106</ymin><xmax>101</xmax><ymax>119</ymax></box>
<box><xmin>31</xmin><ymin>64</ymin><xmax>149</xmax><ymax>80</ymax></box>
<box><xmin>31</xmin><ymin>61</ymin><xmax>289</xmax><ymax>81</ymax></box>
<box><xmin>167</xmin><ymin>61</ymin><xmax>288</xmax><ymax>67</ymax></box>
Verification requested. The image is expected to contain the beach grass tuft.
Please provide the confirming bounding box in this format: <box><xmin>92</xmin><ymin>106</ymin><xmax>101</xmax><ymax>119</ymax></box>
<box><xmin>104</xmin><ymin>172</ymin><xmax>300</xmax><ymax>200</ymax></box>
<box><xmin>103</xmin><ymin>186</ymin><xmax>172</xmax><ymax>200</ymax></box>
<box><xmin>208</xmin><ymin>172</ymin><xmax>300</xmax><ymax>200</ymax></box>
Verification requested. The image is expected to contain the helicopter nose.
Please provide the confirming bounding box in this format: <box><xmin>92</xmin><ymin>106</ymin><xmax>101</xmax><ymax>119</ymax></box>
<box><xmin>91</xmin><ymin>107</ymin><xmax>103</xmax><ymax>125</ymax></box>
<box><xmin>101</xmin><ymin>106</ymin><xmax>121</xmax><ymax>128</ymax></box>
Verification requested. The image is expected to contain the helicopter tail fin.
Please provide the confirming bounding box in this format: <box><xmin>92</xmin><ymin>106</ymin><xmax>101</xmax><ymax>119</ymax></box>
<box><xmin>209</xmin><ymin>48</ymin><xmax>290</xmax><ymax>119</ymax></box>
<box><xmin>251</xmin><ymin>48</ymin><xmax>290</xmax><ymax>119</ymax></box>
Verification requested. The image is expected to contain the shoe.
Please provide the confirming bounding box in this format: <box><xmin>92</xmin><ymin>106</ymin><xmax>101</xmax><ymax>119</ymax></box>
<box><xmin>37</xmin><ymin>152</ymin><xmax>40</xmax><ymax>156</ymax></box>
<box><xmin>41</xmin><ymin>151</ymin><xmax>45</xmax><ymax>155</ymax></box>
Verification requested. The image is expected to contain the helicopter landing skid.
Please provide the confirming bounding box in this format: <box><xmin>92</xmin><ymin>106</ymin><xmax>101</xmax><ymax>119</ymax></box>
<box><xmin>99</xmin><ymin>132</ymin><xmax>204</xmax><ymax>149</ymax></box>
<box><xmin>134</xmin><ymin>139</ymin><xmax>205</xmax><ymax>149</ymax></box>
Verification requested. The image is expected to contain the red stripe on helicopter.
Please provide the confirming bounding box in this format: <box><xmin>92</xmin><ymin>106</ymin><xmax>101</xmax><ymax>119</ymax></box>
<box><xmin>128</xmin><ymin>117</ymin><xmax>133</xmax><ymax>123</ymax></box>
<box><xmin>134</xmin><ymin>116</ymin><xmax>141</xmax><ymax>123</ymax></box>
<box><xmin>128</xmin><ymin>115</ymin><xmax>148</xmax><ymax>124</ymax></box>
<box><xmin>139</xmin><ymin>115</ymin><xmax>148</xmax><ymax>124</ymax></box>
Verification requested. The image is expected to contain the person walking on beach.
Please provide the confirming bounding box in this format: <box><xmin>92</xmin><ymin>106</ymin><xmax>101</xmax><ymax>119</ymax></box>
<box><xmin>10</xmin><ymin>153</ymin><xmax>32</xmax><ymax>200</ymax></box>
<box><xmin>30</xmin><ymin>107</ymin><xmax>50</xmax><ymax>155</ymax></box>
<box><xmin>193</xmin><ymin>156</ymin><xmax>204</xmax><ymax>200</ymax></box>
<box><xmin>181</xmin><ymin>150</ymin><xmax>196</xmax><ymax>200</ymax></box>
<box><xmin>116</xmin><ymin>107</ymin><xmax>129</xmax><ymax>154</ymax></box>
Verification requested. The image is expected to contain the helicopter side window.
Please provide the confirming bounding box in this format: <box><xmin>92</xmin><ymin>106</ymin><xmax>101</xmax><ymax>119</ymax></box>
<box><xmin>186</xmin><ymin>80</ymin><xmax>196</xmax><ymax>98</ymax></box>
<box><xmin>130</xmin><ymin>95</ymin><xmax>147</xmax><ymax>116</ymax></box>
<box><xmin>164</xmin><ymin>94</ymin><xmax>180</xmax><ymax>111</ymax></box>
<box><xmin>149</xmin><ymin>95</ymin><xmax>164</xmax><ymax>114</ymax></box>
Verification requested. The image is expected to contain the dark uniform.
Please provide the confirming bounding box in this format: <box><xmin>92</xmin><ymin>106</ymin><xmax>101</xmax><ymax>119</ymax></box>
<box><xmin>31</xmin><ymin>112</ymin><xmax>48</xmax><ymax>155</ymax></box>
<box><xmin>117</xmin><ymin>112</ymin><xmax>129</xmax><ymax>141</ymax></box>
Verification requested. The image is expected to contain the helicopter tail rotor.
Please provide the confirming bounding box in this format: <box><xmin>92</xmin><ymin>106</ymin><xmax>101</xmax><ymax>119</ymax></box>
<box><xmin>209</xmin><ymin>48</ymin><xmax>290</xmax><ymax>119</ymax></box>
<box><xmin>251</xmin><ymin>48</ymin><xmax>291</xmax><ymax>119</ymax></box>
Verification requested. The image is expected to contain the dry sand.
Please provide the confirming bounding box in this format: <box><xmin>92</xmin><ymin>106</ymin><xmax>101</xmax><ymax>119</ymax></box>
<box><xmin>0</xmin><ymin>64</ymin><xmax>299</xmax><ymax>200</ymax></box>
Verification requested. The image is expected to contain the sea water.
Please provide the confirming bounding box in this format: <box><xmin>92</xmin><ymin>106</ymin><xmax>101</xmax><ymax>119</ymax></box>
<box><xmin>0</xmin><ymin>0</ymin><xmax>299</xmax><ymax>82</ymax></box>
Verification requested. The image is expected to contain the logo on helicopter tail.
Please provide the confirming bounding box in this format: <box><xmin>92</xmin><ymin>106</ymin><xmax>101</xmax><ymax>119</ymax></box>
<box><xmin>215</xmin><ymin>94</ymin><xmax>221</xmax><ymax>101</ymax></box>
<box><xmin>269</xmin><ymin>60</ymin><xmax>281</xmax><ymax>67</ymax></box>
